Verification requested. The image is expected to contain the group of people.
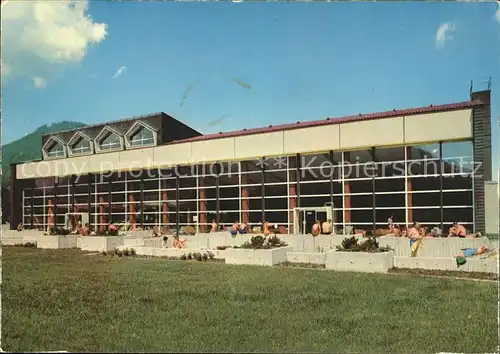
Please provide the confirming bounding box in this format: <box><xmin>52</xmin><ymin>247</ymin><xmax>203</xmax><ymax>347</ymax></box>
<box><xmin>311</xmin><ymin>219</ymin><xmax>333</xmax><ymax>236</ymax></box>
<box><xmin>388</xmin><ymin>216</ymin><xmax>474</xmax><ymax>239</ymax></box>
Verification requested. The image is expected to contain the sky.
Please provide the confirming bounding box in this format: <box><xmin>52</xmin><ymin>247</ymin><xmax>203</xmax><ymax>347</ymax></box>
<box><xmin>1</xmin><ymin>1</ymin><xmax>499</xmax><ymax>179</ymax></box>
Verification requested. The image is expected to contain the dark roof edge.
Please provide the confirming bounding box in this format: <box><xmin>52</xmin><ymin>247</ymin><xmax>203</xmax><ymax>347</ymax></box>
<box><xmin>167</xmin><ymin>99</ymin><xmax>483</xmax><ymax>145</ymax></box>
<box><xmin>42</xmin><ymin>112</ymin><xmax>166</xmax><ymax>137</ymax></box>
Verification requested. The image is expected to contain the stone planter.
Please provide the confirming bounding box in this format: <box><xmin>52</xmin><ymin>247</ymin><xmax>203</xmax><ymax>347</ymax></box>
<box><xmin>225</xmin><ymin>246</ymin><xmax>293</xmax><ymax>266</ymax></box>
<box><xmin>37</xmin><ymin>235</ymin><xmax>78</xmax><ymax>249</ymax></box>
<box><xmin>325</xmin><ymin>250</ymin><xmax>394</xmax><ymax>273</ymax></box>
<box><xmin>286</xmin><ymin>252</ymin><xmax>326</xmax><ymax>265</ymax></box>
<box><xmin>79</xmin><ymin>236</ymin><xmax>123</xmax><ymax>252</ymax></box>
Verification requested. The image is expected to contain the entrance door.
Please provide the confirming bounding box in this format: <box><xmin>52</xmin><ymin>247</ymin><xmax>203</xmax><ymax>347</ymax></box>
<box><xmin>294</xmin><ymin>206</ymin><xmax>334</xmax><ymax>234</ymax></box>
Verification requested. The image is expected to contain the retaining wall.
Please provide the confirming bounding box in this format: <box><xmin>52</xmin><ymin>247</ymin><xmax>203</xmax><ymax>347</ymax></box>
<box><xmin>37</xmin><ymin>235</ymin><xmax>78</xmax><ymax>249</ymax></box>
<box><xmin>79</xmin><ymin>236</ymin><xmax>123</xmax><ymax>252</ymax></box>
<box><xmin>225</xmin><ymin>246</ymin><xmax>293</xmax><ymax>266</ymax></box>
<box><xmin>394</xmin><ymin>256</ymin><xmax>498</xmax><ymax>274</ymax></box>
<box><xmin>286</xmin><ymin>252</ymin><xmax>326</xmax><ymax>265</ymax></box>
<box><xmin>379</xmin><ymin>236</ymin><xmax>494</xmax><ymax>257</ymax></box>
<box><xmin>325</xmin><ymin>250</ymin><xmax>394</xmax><ymax>273</ymax></box>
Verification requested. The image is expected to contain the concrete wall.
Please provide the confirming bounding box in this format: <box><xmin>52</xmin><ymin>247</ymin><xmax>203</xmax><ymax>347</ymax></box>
<box><xmin>484</xmin><ymin>181</ymin><xmax>499</xmax><ymax>235</ymax></box>
<box><xmin>286</xmin><ymin>252</ymin><xmax>326</xmax><ymax>265</ymax></box>
<box><xmin>225</xmin><ymin>246</ymin><xmax>293</xmax><ymax>266</ymax></box>
<box><xmin>378</xmin><ymin>236</ymin><xmax>492</xmax><ymax>257</ymax></box>
<box><xmin>325</xmin><ymin>250</ymin><xmax>394</xmax><ymax>273</ymax></box>
<box><xmin>16</xmin><ymin>108</ymin><xmax>474</xmax><ymax>179</ymax></box>
<box><xmin>37</xmin><ymin>235</ymin><xmax>78</xmax><ymax>249</ymax></box>
<box><xmin>394</xmin><ymin>256</ymin><xmax>498</xmax><ymax>274</ymax></box>
<box><xmin>79</xmin><ymin>236</ymin><xmax>123</xmax><ymax>252</ymax></box>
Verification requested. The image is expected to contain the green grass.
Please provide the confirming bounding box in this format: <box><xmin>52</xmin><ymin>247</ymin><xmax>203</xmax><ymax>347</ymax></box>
<box><xmin>2</xmin><ymin>247</ymin><xmax>498</xmax><ymax>353</ymax></box>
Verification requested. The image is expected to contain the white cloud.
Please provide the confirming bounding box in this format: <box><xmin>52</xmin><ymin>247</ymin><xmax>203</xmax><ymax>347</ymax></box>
<box><xmin>435</xmin><ymin>22</ymin><xmax>455</xmax><ymax>48</ymax></box>
<box><xmin>1</xmin><ymin>0</ymin><xmax>107</xmax><ymax>80</ymax></box>
<box><xmin>112</xmin><ymin>66</ymin><xmax>127</xmax><ymax>79</ymax></box>
<box><xmin>32</xmin><ymin>77</ymin><xmax>47</xmax><ymax>89</ymax></box>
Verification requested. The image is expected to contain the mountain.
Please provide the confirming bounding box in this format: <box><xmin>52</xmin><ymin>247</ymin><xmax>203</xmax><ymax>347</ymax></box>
<box><xmin>1</xmin><ymin>121</ymin><xmax>86</xmax><ymax>185</ymax></box>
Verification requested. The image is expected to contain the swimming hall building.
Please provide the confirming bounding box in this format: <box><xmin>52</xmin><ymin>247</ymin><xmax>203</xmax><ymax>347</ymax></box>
<box><xmin>8</xmin><ymin>88</ymin><xmax>495</xmax><ymax>234</ymax></box>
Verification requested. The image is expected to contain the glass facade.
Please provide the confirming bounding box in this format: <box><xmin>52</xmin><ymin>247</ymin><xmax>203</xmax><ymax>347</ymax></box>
<box><xmin>21</xmin><ymin>140</ymin><xmax>476</xmax><ymax>233</ymax></box>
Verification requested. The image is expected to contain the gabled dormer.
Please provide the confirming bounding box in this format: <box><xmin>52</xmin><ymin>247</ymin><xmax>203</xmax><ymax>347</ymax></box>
<box><xmin>94</xmin><ymin>126</ymin><xmax>124</xmax><ymax>153</ymax></box>
<box><xmin>67</xmin><ymin>131</ymin><xmax>94</xmax><ymax>157</ymax></box>
<box><xmin>42</xmin><ymin>136</ymin><xmax>67</xmax><ymax>160</ymax></box>
<box><xmin>124</xmin><ymin>120</ymin><xmax>158</xmax><ymax>149</ymax></box>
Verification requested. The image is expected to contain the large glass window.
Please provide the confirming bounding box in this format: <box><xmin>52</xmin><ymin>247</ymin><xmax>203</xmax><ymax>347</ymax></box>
<box><xmin>130</xmin><ymin>127</ymin><xmax>154</xmax><ymax>147</ymax></box>
<box><xmin>100</xmin><ymin>132</ymin><xmax>121</xmax><ymax>151</ymax></box>
<box><xmin>47</xmin><ymin>142</ymin><xmax>64</xmax><ymax>158</ymax></box>
<box><xmin>72</xmin><ymin>137</ymin><xmax>91</xmax><ymax>155</ymax></box>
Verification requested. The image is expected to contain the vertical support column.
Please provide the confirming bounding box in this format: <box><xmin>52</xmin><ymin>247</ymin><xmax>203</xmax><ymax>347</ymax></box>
<box><xmin>215</xmin><ymin>163</ymin><xmax>220</xmax><ymax>228</ymax></box>
<box><xmin>296</xmin><ymin>153</ymin><xmax>301</xmax><ymax>208</ymax></box>
<box><xmin>260</xmin><ymin>157</ymin><xmax>266</xmax><ymax>223</ymax></box>
<box><xmin>108</xmin><ymin>173</ymin><xmax>112</xmax><ymax>223</ymax></box>
<box><xmin>471</xmin><ymin>89</ymin><xmax>491</xmax><ymax>233</ymax></box>
<box><xmin>88</xmin><ymin>174</ymin><xmax>93</xmax><ymax>230</ymax></box>
<box><xmin>175</xmin><ymin>167</ymin><xmax>180</xmax><ymax>235</ymax></box>
<box><xmin>439</xmin><ymin>142</ymin><xmax>444</xmax><ymax>232</ymax></box>
<box><xmin>343</xmin><ymin>152</ymin><xmax>351</xmax><ymax>225</ymax></box>
<box><xmin>140</xmin><ymin>171</ymin><xmax>144</xmax><ymax>229</ymax></box>
<box><xmin>406</xmin><ymin>147</ymin><xmax>412</xmax><ymax>225</ymax></box>
<box><xmin>371</xmin><ymin>147</ymin><xmax>376</xmax><ymax>233</ymax></box>
<box><xmin>99</xmin><ymin>196</ymin><xmax>105</xmax><ymax>233</ymax></box>
<box><xmin>53</xmin><ymin>176</ymin><xmax>58</xmax><ymax>228</ymax></box>
<box><xmin>199</xmin><ymin>169</ymin><xmax>207</xmax><ymax>233</ymax></box>
<box><xmin>71</xmin><ymin>175</ymin><xmax>76</xmax><ymax>213</ymax></box>
<box><xmin>128</xmin><ymin>194</ymin><xmax>136</xmax><ymax>225</ymax></box>
<box><xmin>9</xmin><ymin>164</ymin><xmax>22</xmax><ymax>230</ymax></box>
<box><xmin>161</xmin><ymin>179</ymin><xmax>169</xmax><ymax>233</ymax></box>
<box><xmin>240</xmin><ymin>162</ymin><xmax>249</xmax><ymax>225</ymax></box>
<box><xmin>29</xmin><ymin>186</ymin><xmax>34</xmax><ymax>229</ymax></box>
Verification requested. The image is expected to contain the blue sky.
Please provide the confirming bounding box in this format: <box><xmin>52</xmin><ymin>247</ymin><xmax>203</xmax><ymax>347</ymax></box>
<box><xmin>2</xmin><ymin>1</ymin><xmax>499</xmax><ymax>178</ymax></box>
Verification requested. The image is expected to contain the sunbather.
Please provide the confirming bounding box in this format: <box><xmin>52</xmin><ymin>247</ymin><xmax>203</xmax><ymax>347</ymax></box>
<box><xmin>448</xmin><ymin>222</ymin><xmax>467</xmax><ymax>238</ymax></box>
<box><xmin>455</xmin><ymin>245</ymin><xmax>489</xmax><ymax>266</ymax></box>
<box><xmin>173</xmin><ymin>235</ymin><xmax>187</xmax><ymax>249</ymax></box>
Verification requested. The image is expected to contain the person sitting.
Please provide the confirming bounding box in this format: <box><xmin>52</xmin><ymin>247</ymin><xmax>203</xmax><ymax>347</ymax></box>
<box><xmin>172</xmin><ymin>235</ymin><xmax>187</xmax><ymax>249</ymax></box>
<box><xmin>448</xmin><ymin>222</ymin><xmax>467</xmax><ymax>238</ymax></box>
<box><xmin>388</xmin><ymin>215</ymin><xmax>394</xmax><ymax>233</ymax></box>
<box><xmin>80</xmin><ymin>223</ymin><xmax>90</xmax><ymax>236</ymax></box>
<box><xmin>108</xmin><ymin>222</ymin><xmax>118</xmax><ymax>236</ymax></box>
<box><xmin>322</xmin><ymin>219</ymin><xmax>332</xmax><ymax>234</ymax></box>
<box><xmin>211</xmin><ymin>219</ymin><xmax>218</xmax><ymax>232</ymax></box>
<box><xmin>238</xmin><ymin>222</ymin><xmax>248</xmax><ymax>234</ymax></box>
<box><xmin>311</xmin><ymin>220</ymin><xmax>321</xmax><ymax>236</ymax></box>
<box><xmin>17</xmin><ymin>223</ymin><xmax>23</xmax><ymax>232</ymax></box>
<box><xmin>392</xmin><ymin>224</ymin><xmax>402</xmax><ymax>236</ymax></box>
<box><xmin>162</xmin><ymin>236</ymin><xmax>169</xmax><ymax>248</ymax></box>
<box><xmin>152</xmin><ymin>226</ymin><xmax>162</xmax><ymax>237</ymax></box>
<box><xmin>230</xmin><ymin>221</ymin><xmax>239</xmax><ymax>236</ymax></box>
<box><xmin>263</xmin><ymin>221</ymin><xmax>275</xmax><ymax>236</ymax></box>
<box><xmin>406</xmin><ymin>222</ymin><xmax>422</xmax><ymax>245</ymax></box>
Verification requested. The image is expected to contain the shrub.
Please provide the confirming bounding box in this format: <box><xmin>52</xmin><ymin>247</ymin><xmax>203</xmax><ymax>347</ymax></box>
<box><xmin>216</xmin><ymin>245</ymin><xmax>230</xmax><ymax>250</ymax></box>
<box><xmin>267</xmin><ymin>235</ymin><xmax>287</xmax><ymax>248</ymax></box>
<box><xmin>195</xmin><ymin>253</ymin><xmax>203</xmax><ymax>261</ymax></box>
<box><xmin>117</xmin><ymin>250</ymin><xmax>123</xmax><ymax>257</ymax></box>
<box><xmin>187</xmin><ymin>253</ymin><xmax>193</xmax><ymax>260</ymax></box>
<box><xmin>202</xmin><ymin>253</ymin><xmax>208</xmax><ymax>261</ymax></box>
<box><xmin>180</xmin><ymin>254</ymin><xmax>187</xmax><ymax>260</ymax></box>
<box><xmin>130</xmin><ymin>248</ymin><xmax>137</xmax><ymax>256</ymax></box>
<box><xmin>101</xmin><ymin>251</ymin><xmax>108</xmax><ymax>256</ymax></box>
<box><xmin>108</xmin><ymin>229</ymin><xmax>119</xmax><ymax>236</ymax></box>
<box><xmin>336</xmin><ymin>236</ymin><xmax>392</xmax><ymax>253</ymax></box>
<box><xmin>123</xmin><ymin>248</ymin><xmax>130</xmax><ymax>256</ymax></box>
<box><xmin>207</xmin><ymin>251</ymin><xmax>215</xmax><ymax>260</ymax></box>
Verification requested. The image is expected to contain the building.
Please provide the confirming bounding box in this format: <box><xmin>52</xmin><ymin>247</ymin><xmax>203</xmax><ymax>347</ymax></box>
<box><xmin>9</xmin><ymin>89</ymin><xmax>493</xmax><ymax>234</ymax></box>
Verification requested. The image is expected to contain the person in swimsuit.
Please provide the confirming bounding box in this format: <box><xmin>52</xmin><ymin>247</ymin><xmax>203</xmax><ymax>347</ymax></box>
<box><xmin>311</xmin><ymin>220</ymin><xmax>321</xmax><ymax>236</ymax></box>
<box><xmin>448</xmin><ymin>222</ymin><xmax>467</xmax><ymax>238</ymax></box>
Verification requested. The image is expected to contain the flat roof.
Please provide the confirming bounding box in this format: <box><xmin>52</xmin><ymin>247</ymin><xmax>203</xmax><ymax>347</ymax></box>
<box><xmin>169</xmin><ymin>99</ymin><xmax>482</xmax><ymax>145</ymax></box>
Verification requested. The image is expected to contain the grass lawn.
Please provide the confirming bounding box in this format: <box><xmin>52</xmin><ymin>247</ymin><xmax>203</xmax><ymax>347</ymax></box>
<box><xmin>2</xmin><ymin>247</ymin><xmax>498</xmax><ymax>353</ymax></box>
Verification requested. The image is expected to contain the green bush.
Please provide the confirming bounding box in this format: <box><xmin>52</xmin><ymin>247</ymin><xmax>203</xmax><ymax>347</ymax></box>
<box><xmin>123</xmin><ymin>248</ymin><xmax>130</xmax><ymax>256</ymax></box>
<box><xmin>336</xmin><ymin>236</ymin><xmax>391</xmax><ymax>253</ymax></box>
<box><xmin>180</xmin><ymin>254</ymin><xmax>187</xmax><ymax>260</ymax></box>
<box><xmin>187</xmin><ymin>253</ymin><xmax>193</xmax><ymax>260</ymax></box>
<box><xmin>202</xmin><ymin>253</ymin><xmax>208</xmax><ymax>261</ymax></box>
<box><xmin>130</xmin><ymin>248</ymin><xmax>137</xmax><ymax>256</ymax></box>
